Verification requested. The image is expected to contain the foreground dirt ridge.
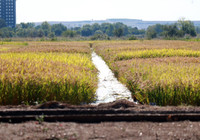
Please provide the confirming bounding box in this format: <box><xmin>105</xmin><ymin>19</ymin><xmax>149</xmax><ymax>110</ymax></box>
<box><xmin>0</xmin><ymin>100</ymin><xmax>200</xmax><ymax>123</ymax></box>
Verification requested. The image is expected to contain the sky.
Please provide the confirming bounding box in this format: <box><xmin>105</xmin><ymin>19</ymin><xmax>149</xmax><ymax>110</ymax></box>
<box><xmin>17</xmin><ymin>0</ymin><xmax>200</xmax><ymax>23</ymax></box>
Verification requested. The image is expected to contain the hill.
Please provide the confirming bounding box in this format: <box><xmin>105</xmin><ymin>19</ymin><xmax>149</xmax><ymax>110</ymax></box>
<box><xmin>35</xmin><ymin>19</ymin><xmax>200</xmax><ymax>29</ymax></box>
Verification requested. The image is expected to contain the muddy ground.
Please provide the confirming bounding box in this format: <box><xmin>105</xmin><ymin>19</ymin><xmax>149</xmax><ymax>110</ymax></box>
<box><xmin>0</xmin><ymin>100</ymin><xmax>200</xmax><ymax>140</ymax></box>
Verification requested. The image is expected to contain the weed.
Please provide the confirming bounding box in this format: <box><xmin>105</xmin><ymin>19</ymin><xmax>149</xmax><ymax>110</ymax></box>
<box><xmin>36</xmin><ymin>114</ymin><xmax>45</xmax><ymax>124</ymax></box>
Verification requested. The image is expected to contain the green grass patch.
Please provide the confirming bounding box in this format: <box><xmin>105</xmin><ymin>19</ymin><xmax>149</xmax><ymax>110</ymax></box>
<box><xmin>0</xmin><ymin>42</ymin><xmax>28</xmax><ymax>46</ymax></box>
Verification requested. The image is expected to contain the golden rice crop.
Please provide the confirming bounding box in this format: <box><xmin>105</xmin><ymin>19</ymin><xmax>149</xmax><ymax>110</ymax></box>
<box><xmin>0</xmin><ymin>47</ymin><xmax>9</xmax><ymax>51</ymax></box>
<box><xmin>115</xmin><ymin>49</ymin><xmax>200</xmax><ymax>60</ymax></box>
<box><xmin>0</xmin><ymin>42</ymin><xmax>98</xmax><ymax>105</ymax></box>
<box><xmin>117</xmin><ymin>58</ymin><xmax>200</xmax><ymax>105</ymax></box>
<box><xmin>94</xmin><ymin>40</ymin><xmax>200</xmax><ymax>106</ymax></box>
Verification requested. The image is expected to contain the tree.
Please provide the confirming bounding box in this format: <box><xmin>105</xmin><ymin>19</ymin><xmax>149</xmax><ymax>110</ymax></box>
<box><xmin>0</xmin><ymin>27</ymin><xmax>14</xmax><ymax>38</ymax></box>
<box><xmin>91</xmin><ymin>23</ymin><xmax>100</xmax><ymax>34</ymax></box>
<box><xmin>0</xmin><ymin>18</ymin><xmax>6</xmax><ymax>29</ymax></box>
<box><xmin>114</xmin><ymin>28</ymin><xmax>124</xmax><ymax>37</ymax></box>
<box><xmin>81</xmin><ymin>24</ymin><xmax>92</xmax><ymax>36</ymax></box>
<box><xmin>146</xmin><ymin>26</ymin><xmax>157</xmax><ymax>39</ymax></box>
<box><xmin>94</xmin><ymin>30</ymin><xmax>103</xmax><ymax>35</ymax></box>
<box><xmin>146</xmin><ymin>24</ymin><xmax>163</xmax><ymax>39</ymax></box>
<box><xmin>73</xmin><ymin>27</ymin><xmax>81</xmax><ymax>35</ymax></box>
<box><xmin>41</xmin><ymin>21</ymin><xmax>51</xmax><ymax>37</ymax></box>
<box><xmin>62</xmin><ymin>30</ymin><xmax>76</xmax><ymax>37</ymax></box>
<box><xmin>100</xmin><ymin>23</ymin><xmax>114</xmax><ymax>36</ymax></box>
<box><xmin>162</xmin><ymin>24</ymin><xmax>183</xmax><ymax>38</ymax></box>
<box><xmin>48</xmin><ymin>32</ymin><xmax>55</xmax><ymax>38</ymax></box>
<box><xmin>177</xmin><ymin>19</ymin><xmax>197</xmax><ymax>37</ymax></box>
<box><xmin>37</xmin><ymin>29</ymin><xmax>45</xmax><ymax>37</ymax></box>
<box><xmin>129</xmin><ymin>27</ymin><xmax>139</xmax><ymax>35</ymax></box>
<box><xmin>196</xmin><ymin>26</ymin><xmax>200</xmax><ymax>34</ymax></box>
<box><xmin>51</xmin><ymin>23</ymin><xmax>67</xmax><ymax>36</ymax></box>
<box><xmin>20</xmin><ymin>23</ymin><xmax>35</xmax><ymax>29</ymax></box>
<box><xmin>90</xmin><ymin>30</ymin><xmax>109</xmax><ymax>40</ymax></box>
<box><xmin>113</xmin><ymin>22</ymin><xmax>129</xmax><ymax>35</ymax></box>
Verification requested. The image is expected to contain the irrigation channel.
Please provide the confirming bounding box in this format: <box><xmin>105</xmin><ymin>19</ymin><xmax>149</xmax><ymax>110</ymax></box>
<box><xmin>91</xmin><ymin>51</ymin><xmax>133</xmax><ymax>104</ymax></box>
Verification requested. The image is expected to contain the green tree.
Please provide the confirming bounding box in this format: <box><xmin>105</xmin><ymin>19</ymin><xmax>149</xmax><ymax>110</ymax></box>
<box><xmin>41</xmin><ymin>21</ymin><xmax>51</xmax><ymax>37</ymax></box>
<box><xmin>177</xmin><ymin>19</ymin><xmax>197</xmax><ymax>37</ymax></box>
<box><xmin>90</xmin><ymin>30</ymin><xmax>109</xmax><ymax>40</ymax></box>
<box><xmin>0</xmin><ymin>18</ymin><xmax>6</xmax><ymax>29</ymax></box>
<box><xmin>91</xmin><ymin>23</ymin><xmax>100</xmax><ymax>34</ymax></box>
<box><xmin>94</xmin><ymin>30</ymin><xmax>103</xmax><ymax>35</ymax></box>
<box><xmin>114</xmin><ymin>22</ymin><xmax>129</xmax><ymax>35</ymax></box>
<box><xmin>20</xmin><ymin>23</ymin><xmax>35</xmax><ymax>29</ymax></box>
<box><xmin>146</xmin><ymin>24</ymin><xmax>163</xmax><ymax>39</ymax></box>
<box><xmin>146</xmin><ymin>26</ymin><xmax>157</xmax><ymax>39</ymax></box>
<box><xmin>129</xmin><ymin>27</ymin><xmax>139</xmax><ymax>35</ymax></box>
<box><xmin>48</xmin><ymin>32</ymin><xmax>55</xmax><ymax>38</ymax></box>
<box><xmin>100</xmin><ymin>23</ymin><xmax>114</xmax><ymax>36</ymax></box>
<box><xmin>51</xmin><ymin>23</ymin><xmax>67</xmax><ymax>36</ymax></box>
<box><xmin>162</xmin><ymin>24</ymin><xmax>183</xmax><ymax>38</ymax></box>
<box><xmin>196</xmin><ymin>26</ymin><xmax>200</xmax><ymax>34</ymax></box>
<box><xmin>62</xmin><ymin>30</ymin><xmax>76</xmax><ymax>37</ymax></box>
<box><xmin>73</xmin><ymin>27</ymin><xmax>81</xmax><ymax>35</ymax></box>
<box><xmin>0</xmin><ymin>27</ymin><xmax>14</xmax><ymax>38</ymax></box>
<box><xmin>37</xmin><ymin>29</ymin><xmax>45</xmax><ymax>37</ymax></box>
<box><xmin>114</xmin><ymin>28</ymin><xmax>124</xmax><ymax>37</ymax></box>
<box><xmin>81</xmin><ymin>24</ymin><xmax>92</xmax><ymax>36</ymax></box>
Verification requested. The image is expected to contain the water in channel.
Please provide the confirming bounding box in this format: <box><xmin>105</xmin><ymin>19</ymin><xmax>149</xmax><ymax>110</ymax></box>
<box><xmin>92</xmin><ymin>51</ymin><xmax>133</xmax><ymax>104</ymax></box>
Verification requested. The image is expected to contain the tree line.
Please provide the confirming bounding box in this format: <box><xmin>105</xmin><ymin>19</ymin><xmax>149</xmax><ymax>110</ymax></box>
<box><xmin>146</xmin><ymin>19</ymin><xmax>198</xmax><ymax>39</ymax></box>
<box><xmin>0</xmin><ymin>19</ymin><xmax>145</xmax><ymax>39</ymax></box>
<box><xmin>0</xmin><ymin>18</ymin><xmax>199</xmax><ymax>40</ymax></box>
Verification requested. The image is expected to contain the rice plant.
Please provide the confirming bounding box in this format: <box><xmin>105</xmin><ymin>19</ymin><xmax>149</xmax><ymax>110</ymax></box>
<box><xmin>0</xmin><ymin>42</ymin><xmax>98</xmax><ymax>105</ymax></box>
<box><xmin>94</xmin><ymin>40</ymin><xmax>200</xmax><ymax>106</ymax></box>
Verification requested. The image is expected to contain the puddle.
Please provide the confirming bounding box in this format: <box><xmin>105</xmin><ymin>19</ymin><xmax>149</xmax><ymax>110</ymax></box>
<box><xmin>92</xmin><ymin>51</ymin><xmax>133</xmax><ymax>104</ymax></box>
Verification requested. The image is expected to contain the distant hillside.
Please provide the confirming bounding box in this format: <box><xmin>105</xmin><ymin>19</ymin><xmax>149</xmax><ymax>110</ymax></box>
<box><xmin>35</xmin><ymin>19</ymin><xmax>200</xmax><ymax>29</ymax></box>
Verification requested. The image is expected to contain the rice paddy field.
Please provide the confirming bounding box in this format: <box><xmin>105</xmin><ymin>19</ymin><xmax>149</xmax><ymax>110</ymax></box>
<box><xmin>1</xmin><ymin>40</ymin><xmax>200</xmax><ymax>106</ymax></box>
<box><xmin>94</xmin><ymin>40</ymin><xmax>200</xmax><ymax>106</ymax></box>
<box><xmin>0</xmin><ymin>41</ymin><xmax>98</xmax><ymax>105</ymax></box>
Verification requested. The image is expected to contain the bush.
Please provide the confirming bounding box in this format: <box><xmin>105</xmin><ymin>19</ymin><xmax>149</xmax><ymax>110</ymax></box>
<box><xmin>90</xmin><ymin>34</ymin><xmax>110</xmax><ymax>40</ymax></box>
<box><xmin>128</xmin><ymin>35</ymin><xmax>137</xmax><ymax>40</ymax></box>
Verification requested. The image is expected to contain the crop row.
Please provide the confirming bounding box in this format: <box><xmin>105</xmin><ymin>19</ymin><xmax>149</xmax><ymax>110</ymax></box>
<box><xmin>115</xmin><ymin>49</ymin><xmax>200</xmax><ymax>60</ymax></box>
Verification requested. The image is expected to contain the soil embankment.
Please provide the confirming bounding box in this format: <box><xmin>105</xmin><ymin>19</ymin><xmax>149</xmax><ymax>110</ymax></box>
<box><xmin>0</xmin><ymin>100</ymin><xmax>200</xmax><ymax>139</ymax></box>
<box><xmin>0</xmin><ymin>100</ymin><xmax>200</xmax><ymax>123</ymax></box>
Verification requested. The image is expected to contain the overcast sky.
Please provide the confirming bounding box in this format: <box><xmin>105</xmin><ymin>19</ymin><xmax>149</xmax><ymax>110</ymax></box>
<box><xmin>17</xmin><ymin>0</ymin><xmax>200</xmax><ymax>23</ymax></box>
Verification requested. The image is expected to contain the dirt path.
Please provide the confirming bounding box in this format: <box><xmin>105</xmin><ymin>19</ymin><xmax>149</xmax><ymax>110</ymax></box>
<box><xmin>0</xmin><ymin>121</ymin><xmax>200</xmax><ymax>140</ymax></box>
